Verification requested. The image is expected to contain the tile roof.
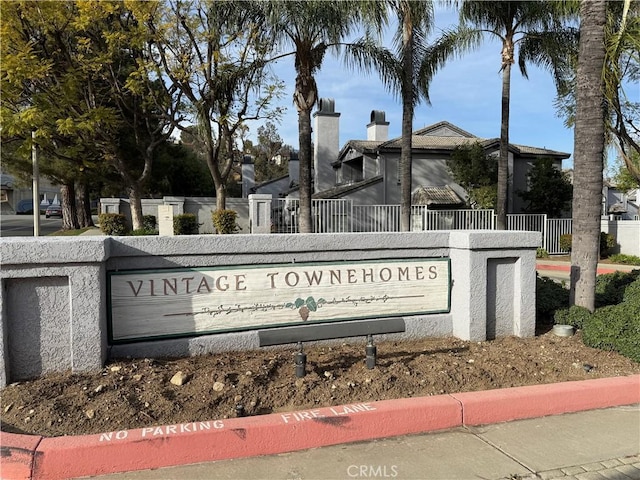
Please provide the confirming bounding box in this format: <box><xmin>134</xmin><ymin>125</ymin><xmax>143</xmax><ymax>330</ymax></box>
<box><xmin>412</xmin><ymin>185</ymin><xmax>465</xmax><ymax>206</ymax></box>
<box><xmin>339</xmin><ymin>121</ymin><xmax>570</xmax><ymax>159</ymax></box>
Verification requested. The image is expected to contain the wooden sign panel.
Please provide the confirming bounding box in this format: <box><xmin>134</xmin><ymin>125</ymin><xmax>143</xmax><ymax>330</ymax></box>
<box><xmin>108</xmin><ymin>258</ymin><xmax>451</xmax><ymax>343</ymax></box>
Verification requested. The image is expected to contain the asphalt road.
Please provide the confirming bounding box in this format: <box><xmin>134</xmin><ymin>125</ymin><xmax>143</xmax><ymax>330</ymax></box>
<box><xmin>538</xmin><ymin>270</ymin><xmax>570</xmax><ymax>284</ymax></box>
<box><xmin>0</xmin><ymin>213</ymin><xmax>64</xmax><ymax>237</ymax></box>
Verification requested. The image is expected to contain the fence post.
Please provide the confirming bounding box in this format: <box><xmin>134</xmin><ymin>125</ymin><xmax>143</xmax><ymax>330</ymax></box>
<box><xmin>248</xmin><ymin>194</ymin><xmax>273</xmax><ymax>234</ymax></box>
<box><xmin>163</xmin><ymin>196</ymin><xmax>185</xmax><ymax>215</ymax></box>
<box><xmin>349</xmin><ymin>199</ymin><xmax>353</xmax><ymax>232</ymax></box>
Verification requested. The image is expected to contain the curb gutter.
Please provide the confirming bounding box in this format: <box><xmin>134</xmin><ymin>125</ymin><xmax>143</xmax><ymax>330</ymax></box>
<box><xmin>1</xmin><ymin>375</ymin><xmax>639</xmax><ymax>480</ymax></box>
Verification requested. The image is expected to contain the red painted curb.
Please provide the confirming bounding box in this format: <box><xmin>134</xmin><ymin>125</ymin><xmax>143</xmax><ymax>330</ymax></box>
<box><xmin>1</xmin><ymin>375</ymin><xmax>638</xmax><ymax>480</ymax></box>
<box><xmin>535</xmin><ymin>263</ymin><xmax>636</xmax><ymax>275</ymax></box>
<box><xmin>30</xmin><ymin>396</ymin><xmax>461</xmax><ymax>480</ymax></box>
<box><xmin>0</xmin><ymin>432</ymin><xmax>42</xmax><ymax>480</ymax></box>
<box><xmin>536</xmin><ymin>263</ymin><xmax>570</xmax><ymax>272</ymax></box>
<box><xmin>452</xmin><ymin>375</ymin><xmax>640</xmax><ymax>426</ymax></box>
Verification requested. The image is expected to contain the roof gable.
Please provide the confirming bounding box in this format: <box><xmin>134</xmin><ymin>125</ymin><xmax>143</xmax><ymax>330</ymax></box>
<box><xmin>413</xmin><ymin>121</ymin><xmax>477</xmax><ymax>138</ymax></box>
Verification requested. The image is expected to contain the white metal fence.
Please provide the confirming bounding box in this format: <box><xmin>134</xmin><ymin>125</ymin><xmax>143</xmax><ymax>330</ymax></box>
<box><xmin>353</xmin><ymin>204</ymin><xmax>400</xmax><ymax>232</ymax></box>
<box><xmin>507</xmin><ymin>214</ymin><xmax>547</xmax><ymax>253</ymax></box>
<box><xmin>271</xmin><ymin>199</ymin><xmax>579</xmax><ymax>254</ymax></box>
<box><xmin>272</xmin><ymin>198</ymin><xmax>353</xmax><ymax>234</ymax></box>
<box><xmin>546</xmin><ymin>218</ymin><xmax>573</xmax><ymax>254</ymax></box>
<box><xmin>418</xmin><ymin>208</ymin><xmax>495</xmax><ymax>230</ymax></box>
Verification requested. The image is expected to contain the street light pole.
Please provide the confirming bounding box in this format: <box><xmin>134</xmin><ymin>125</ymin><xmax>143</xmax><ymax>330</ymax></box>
<box><xmin>32</xmin><ymin>130</ymin><xmax>40</xmax><ymax>237</ymax></box>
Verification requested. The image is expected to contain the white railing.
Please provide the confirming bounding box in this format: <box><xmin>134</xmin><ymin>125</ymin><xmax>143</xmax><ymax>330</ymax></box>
<box><xmin>271</xmin><ymin>201</ymin><xmax>581</xmax><ymax>255</ymax></box>
<box><xmin>417</xmin><ymin>208</ymin><xmax>495</xmax><ymax>231</ymax></box>
<box><xmin>272</xmin><ymin>198</ymin><xmax>299</xmax><ymax>233</ymax></box>
<box><xmin>507</xmin><ymin>214</ymin><xmax>547</xmax><ymax>250</ymax></box>
<box><xmin>507</xmin><ymin>214</ymin><xmax>546</xmax><ymax>232</ymax></box>
<box><xmin>352</xmin><ymin>204</ymin><xmax>401</xmax><ymax>232</ymax></box>
<box><xmin>546</xmin><ymin>218</ymin><xmax>573</xmax><ymax>254</ymax></box>
<box><xmin>313</xmin><ymin>199</ymin><xmax>352</xmax><ymax>233</ymax></box>
<box><xmin>351</xmin><ymin>206</ymin><xmax>495</xmax><ymax>232</ymax></box>
<box><xmin>272</xmin><ymin>198</ymin><xmax>353</xmax><ymax>234</ymax></box>
<box><xmin>409</xmin><ymin>205</ymin><xmax>492</xmax><ymax>231</ymax></box>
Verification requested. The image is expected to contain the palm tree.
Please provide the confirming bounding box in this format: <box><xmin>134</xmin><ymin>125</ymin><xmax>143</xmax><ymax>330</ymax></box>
<box><xmin>431</xmin><ymin>1</ymin><xmax>575</xmax><ymax>229</ymax></box>
<box><xmin>347</xmin><ymin>0</ymin><xmax>435</xmax><ymax>231</ymax></box>
<box><xmin>266</xmin><ymin>1</ymin><xmax>385</xmax><ymax>233</ymax></box>
<box><xmin>569</xmin><ymin>0</ymin><xmax>607</xmax><ymax>311</ymax></box>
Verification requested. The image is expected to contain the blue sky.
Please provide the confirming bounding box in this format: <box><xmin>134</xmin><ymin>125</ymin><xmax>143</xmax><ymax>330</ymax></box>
<box><xmin>255</xmin><ymin>8</ymin><xmax>576</xmax><ymax>168</ymax></box>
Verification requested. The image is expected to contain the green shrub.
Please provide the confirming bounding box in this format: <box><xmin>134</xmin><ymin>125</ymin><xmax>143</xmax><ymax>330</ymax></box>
<box><xmin>553</xmin><ymin>305</ymin><xmax>591</xmax><ymax>329</ymax></box>
<box><xmin>131</xmin><ymin>228</ymin><xmax>158</xmax><ymax>236</ymax></box>
<box><xmin>582</xmin><ymin>274</ymin><xmax>640</xmax><ymax>362</ymax></box>
<box><xmin>557</xmin><ymin>232</ymin><xmax>616</xmax><ymax>258</ymax></box>
<box><xmin>608</xmin><ymin>254</ymin><xmax>640</xmax><ymax>266</ymax></box>
<box><xmin>212</xmin><ymin>209</ymin><xmax>240</xmax><ymax>234</ymax></box>
<box><xmin>98</xmin><ymin>213</ymin><xmax>128</xmax><ymax>236</ymax></box>
<box><xmin>559</xmin><ymin>234</ymin><xmax>572</xmax><ymax>252</ymax></box>
<box><xmin>536</xmin><ymin>248</ymin><xmax>549</xmax><ymax>259</ymax></box>
<box><xmin>583</xmin><ymin>302</ymin><xmax>640</xmax><ymax>362</ymax></box>
<box><xmin>142</xmin><ymin>215</ymin><xmax>157</xmax><ymax>231</ymax></box>
<box><xmin>595</xmin><ymin>270</ymin><xmax>640</xmax><ymax>308</ymax></box>
<box><xmin>173</xmin><ymin>213</ymin><xmax>199</xmax><ymax>235</ymax></box>
<box><xmin>583</xmin><ymin>305</ymin><xmax>624</xmax><ymax>351</ymax></box>
<box><xmin>536</xmin><ymin>275</ymin><xmax>569</xmax><ymax>325</ymax></box>
<box><xmin>622</xmin><ymin>276</ymin><xmax>640</xmax><ymax>304</ymax></box>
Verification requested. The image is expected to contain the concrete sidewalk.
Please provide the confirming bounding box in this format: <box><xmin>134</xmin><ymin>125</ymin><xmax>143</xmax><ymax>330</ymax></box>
<box><xmin>93</xmin><ymin>404</ymin><xmax>640</xmax><ymax>480</ymax></box>
<box><xmin>79</xmin><ymin>226</ymin><xmax>104</xmax><ymax>236</ymax></box>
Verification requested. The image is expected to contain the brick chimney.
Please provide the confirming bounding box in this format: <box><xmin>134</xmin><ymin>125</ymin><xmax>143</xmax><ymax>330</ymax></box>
<box><xmin>313</xmin><ymin>98</ymin><xmax>340</xmax><ymax>194</ymax></box>
<box><xmin>367</xmin><ymin>110</ymin><xmax>389</xmax><ymax>141</ymax></box>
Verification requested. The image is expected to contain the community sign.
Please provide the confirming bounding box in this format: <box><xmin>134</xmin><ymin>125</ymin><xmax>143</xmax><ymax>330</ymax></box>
<box><xmin>108</xmin><ymin>258</ymin><xmax>451</xmax><ymax>342</ymax></box>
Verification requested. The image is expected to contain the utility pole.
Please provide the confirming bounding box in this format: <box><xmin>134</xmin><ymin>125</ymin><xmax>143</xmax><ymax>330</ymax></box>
<box><xmin>32</xmin><ymin>130</ymin><xmax>40</xmax><ymax>237</ymax></box>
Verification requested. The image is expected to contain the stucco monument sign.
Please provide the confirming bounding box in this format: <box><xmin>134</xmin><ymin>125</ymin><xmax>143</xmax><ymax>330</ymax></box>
<box><xmin>108</xmin><ymin>258</ymin><xmax>451</xmax><ymax>342</ymax></box>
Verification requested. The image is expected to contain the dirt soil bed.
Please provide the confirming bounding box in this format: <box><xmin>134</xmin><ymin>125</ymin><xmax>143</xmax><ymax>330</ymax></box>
<box><xmin>2</xmin><ymin>331</ymin><xmax>640</xmax><ymax>438</ymax></box>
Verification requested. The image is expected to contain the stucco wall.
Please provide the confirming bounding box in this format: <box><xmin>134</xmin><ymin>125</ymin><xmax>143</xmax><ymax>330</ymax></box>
<box><xmin>0</xmin><ymin>231</ymin><xmax>539</xmax><ymax>387</ymax></box>
<box><xmin>601</xmin><ymin>220</ymin><xmax>640</xmax><ymax>256</ymax></box>
<box><xmin>101</xmin><ymin>197</ymin><xmax>250</xmax><ymax>234</ymax></box>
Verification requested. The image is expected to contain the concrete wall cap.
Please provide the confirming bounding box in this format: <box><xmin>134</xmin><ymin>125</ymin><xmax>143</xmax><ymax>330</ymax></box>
<box><xmin>449</xmin><ymin>231</ymin><xmax>540</xmax><ymax>250</ymax></box>
<box><xmin>0</xmin><ymin>236</ymin><xmax>109</xmax><ymax>266</ymax></box>
<box><xmin>108</xmin><ymin>231</ymin><xmax>453</xmax><ymax>257</ymax></box>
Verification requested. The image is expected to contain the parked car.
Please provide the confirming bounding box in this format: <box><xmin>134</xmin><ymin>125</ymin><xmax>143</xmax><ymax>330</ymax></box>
<box><xmin>16</xmin><ymin>199</ymin><xmax>34</xmax><ymax>214</ymax></box>
<box><xmin>45</xmin><ymin>204</ymin><xmax>62</xmax><ymax>218</ymax></box>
